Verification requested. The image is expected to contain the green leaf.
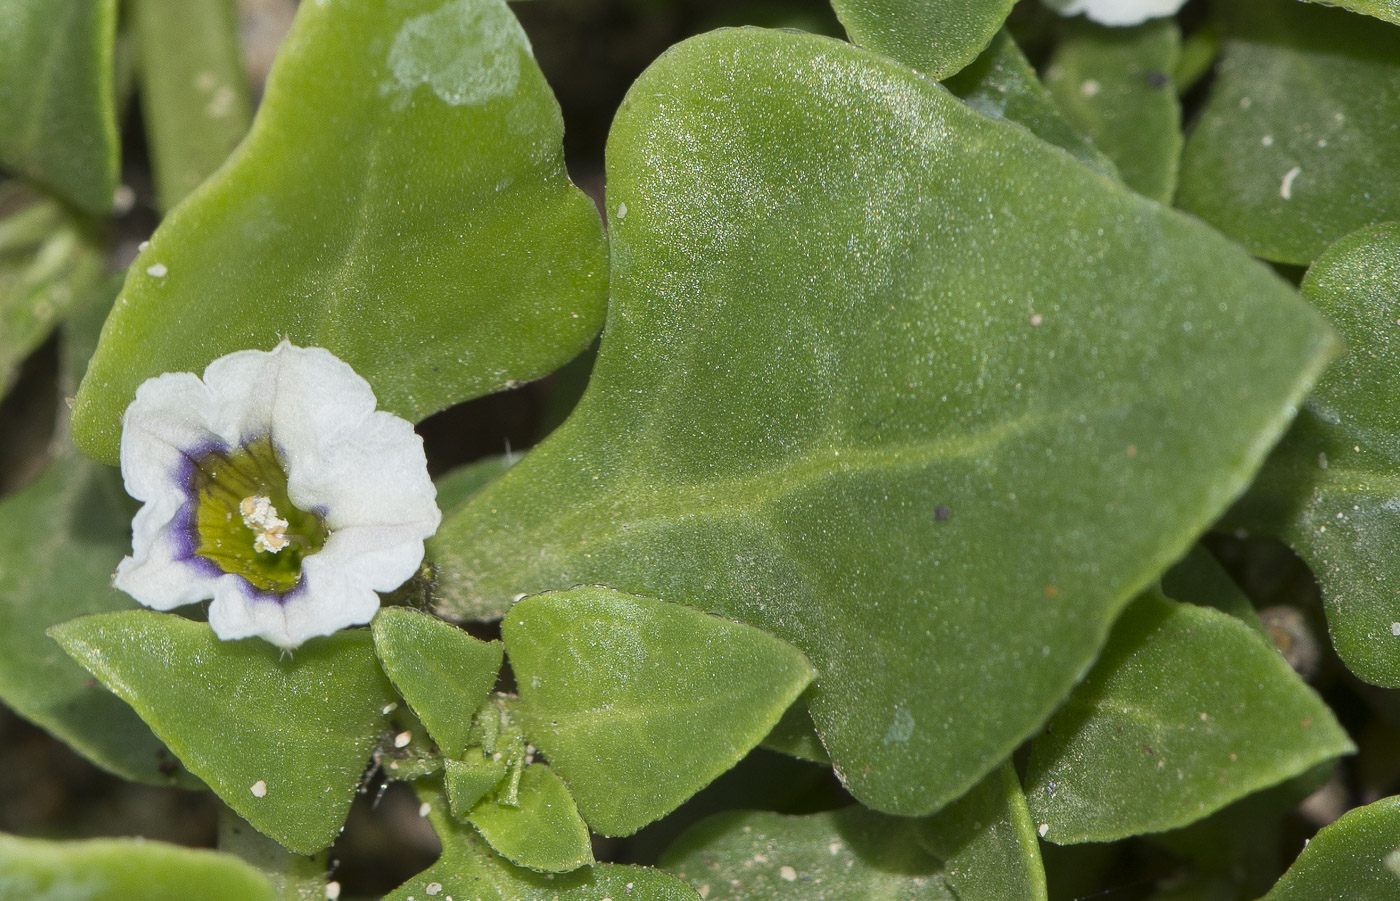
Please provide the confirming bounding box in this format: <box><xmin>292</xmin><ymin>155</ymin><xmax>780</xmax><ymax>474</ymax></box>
<box><xmin>944</xmin><ymin>30</ymin><xmax>1118</xmax><ymax>181</ymax></box>
<box><xmin>0</xmin><ymin>833</ymin><xmax>275</xmax><ymax>901</ymax></box>
<box><xmin>387</xmin><ymin>778</ymin><xmax>699</xmax><ymax>901</ymax></box>
<box><xmin>1297</xmin><ymin>0</ymin><xmax>1400</xmax><ymax>27</ymax></box>
<box><xmin>1024</xmin><ymin>590</ymin><xmax>1354</xmax><ymax>843</ymax></box>
<box><xmin>0</xmin><ymin>184</ymin><xmax>107</xmax><ymax>394</ymax></box>
<box><xmin>1176</xmin><ymin>0</ymin><xmax>1400</xmax><ymax>265</ymax></box>
<box><xmin>0</xmin><ymin>452</ymin><xmax>197</xmax><ymax>786</ymax></box>
<box><xmin>1262</xmin><ymin>795</ymin><xmax>1400</xmax><ymax>900</ymax></box>
<box><xmin>217</xmin><ymin>808</ymin><xmax>328</xmax><ymax>901</ymax></box>
<box><xmin>379</xmin><ymin>702</ymin><xmax>445</xmax><ymax>782</ymax></box>
<box><xmin>917</xmin><ymin>764</ymin><xmax>1048</xmax><ymax>901</ymax></box>
<box><xmin>1160</xmin><ymin>544</ymin><xmax>1267</xmax><ymax>637</ymax></box>
<box><xmin>1044</xmin><ymin>19</ymin><xmax>1181</xmax><ymax>203</ymax></box>
<box><xmin>434</xmin><ymin>454</ymin><xmax>520</xmax><ymax>515</ymax></box>
<box><xmin>0</xmin><ymin>0</ymin><xmax>120</xmax><ymax>214</ymax></box>
<box><xmin>60</xmin><ymin>274</ymin><xmax>124</xmax><ymax>393</ymax></box>
<box><xmin>759</xmin><ymin>698</ymin><xmax>830</xmax><ymax>764</ymax></box>
<box><xmin>50</xmin><ymin>610</ymin><xmax>398</xmax><ymax>854</ymax></box>
<box><xmin>662</xmin><ymin>807</ymin><xmax>956</xmax><ymax>900</ymax></box>
<box><xmin>432</xmin><ymin>26</ymin><xmax>1336</xmax><ymax>816</ymax></box>
<box><xmin>1228</xmin><ymin>223</ymin><xmax>1400</xmax><ymax>687</ymax></box>
<box><xmin>829</xmin><ymin>0</ymin><xmax>1014</xmax><ymax>79</ymax></box>
<box><xmin>132</xmin><ymin>0</ymin><xmax>253</xmax><ymax>211</ymax></box>
<box><xmin>1153</xmin><ymin>762</ymin><xmax>1335</xmax><ymax>894</ymax></box>
<box><xmin>372</xmin><ymin>606</ymin><xmax>503</xmax><ymax>758</ymax></box>
<box><xmin>503</xmin><ymin>588</ymin><xmax>814</xmax><ymax>836</ymax></box>
<box><xmin>71</xmin><ymin>0</ymin><xmax>609</xmax><ymax>465</ymax></box>
<box><xmin>445</xmin><ymin>753</ymin><xmax>508</xmax><ymax>814</ymax></box>
<box><xmin>467</xmin><ymin>763</ymin><xmax>593</xmax><ymax>873</ymax></box>
<box><xmin>1173</xmin><ymin>24</ymin><xmax>1218</xmax><ymax>95</ymax></box>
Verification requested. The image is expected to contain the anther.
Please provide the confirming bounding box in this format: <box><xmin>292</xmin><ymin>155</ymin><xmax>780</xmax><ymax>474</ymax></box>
<box><xmin>240</xmin><ymin>495</ymin><xmax>290</xmax><ymax>553</ymax></box>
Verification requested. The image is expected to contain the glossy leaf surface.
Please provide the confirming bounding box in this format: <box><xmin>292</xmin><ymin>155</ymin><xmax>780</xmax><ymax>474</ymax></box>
<box><xmin>1261</xmin><ymin>795</ymin><xmax>1400</xmax><ymax>900</ymax></box>
<box><xmin>433</xmin><ymin>27</ymin><xmax>1336</xmax><ymax>816</ymax></box>
<box><xmin>503</xmin><ymin>588</ymin><xmax>814</xmax><ymax>835</ymax></box>
<box><xmin>1024</xmin><ymin>590</ymin><xmax>1353</xmax><ymax>843</ymax></box>
<box><xmin>0</xmin><ymin>834</ymin><xmax>274</xmax><ymax>901</ymax></box>
<box><xmin>0</xmin><ymin>185</ymin><xmax>106</xmax><ymax>394</ymax></box>
<box><xmin>132</xmin><ymin>0</ymin><xmax>253</xmax><ymax>211</ymax></box>
<box><xmin>386</xmin><ymin>780</ymin><xmax>698</xmax><ymax>901</ymax></box>
<box><xmin>51</xmin><ymin>611</ymin><xmax>397</xmax><ymax>854</ymax></box>
<box><xmin>1176</xmin><ymin>0</ymin><xmax>1400</xmax><ymax>265</ymax></box>
<box><xmin>0</xmin><ymin>452</ymin><xmax>192</xmax><ymax>787</ymax></box>
<box><xmin>72</xmin><ymin>0</ymin><xmax>609</xmax><ymax>464</ymax></box>
<box><xmin>373</xmin><ymin>606</ymin><xmax>503</xmax><ymax>758</ymax></box>
<box><xmin>1230</xmin><ymin>223</ymin><xmax>1400</xmax><ymax>687</ymax></box>
<box><xmin>467</xmin><ymin>763</ymin><xmax>593</xmax><ymax>873</ymax></box>
<box><xmin>662</xmin><ymin>807</ymin><xmax>956</xmax><ymax>900</ymax></box>
<box><xmin>0</xmin><ymin>0</ymin><xmax>119</xmax><ymax>214</ymax></box>
<box><xmin>1044</xmin><ymin>19</ymin><xmax>1180</xmax><ymax>203</ymax></box>
<box><xmin>945</xmin><ymin>30</ymin><xmax>1117</xmax><ymax>180</ymax></box>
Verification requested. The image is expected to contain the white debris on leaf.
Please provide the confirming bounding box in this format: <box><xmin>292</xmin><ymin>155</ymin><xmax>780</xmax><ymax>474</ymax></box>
<box><xmin>1041</xmin><ymin>0</ymin><xmax>1186</xmax><ymax>26</ymax></box>
<box><xmin>250</xmin><ymin>780</ymin><xmax>268</xmax><ymax>798</ymax></box>
<box><xmin>112</xmin><ymin>341</ymin><xmax>442</xmax><ymax>649</ymax></box>
<box><xmin>1281</xmin><ymin>166</ymin><xmax>1302</xmax><ymax>200</ymax></box>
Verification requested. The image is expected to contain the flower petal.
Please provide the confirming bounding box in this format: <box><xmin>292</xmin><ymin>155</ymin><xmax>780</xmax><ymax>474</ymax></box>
<box><xmin>287</xmin><ymin>410</ymin><xmax>440</xmax><ymax>538</ymax></box>
<box><xmin>113</xmin><ymin>493</ymin><xmax>221</xmax><ymax>610</ymax></box>
<box><xmin>201</xmin><ymin>341</ymin><xmax>378</xmax><ymax>450</ymax></box>
<box><xmin>1051</xmin><ymin>0</ymin><xmax>1186</xmax><ymax>25</ymax></box>
<box><xmin>292</xmin><ymin>554</ymin><xmax>383</xmax><ymax>644</ymax></box>
<box><xmin>317</xmin><ymin>524</ymin><xmax>428</xmax><ymax>594</ymax></box>
<box><xmin>205</xmin><ymin>559</ymin><xmax>380</xmax><ymax>650</ymax></box>
<box><xmin>205</xmin><ymin>579</ymin><xmax>288</xmax><ymax>647</ymax></box>
<box><xmin>119</xmin><ymin>371</ymin><xmax>219</xmax><ymax>503</ymax></box>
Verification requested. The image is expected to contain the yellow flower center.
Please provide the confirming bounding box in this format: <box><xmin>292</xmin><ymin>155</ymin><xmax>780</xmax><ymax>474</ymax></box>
<box><xmin>191</xmin><ymin>436</ymin><xmax>328</xmax><ymax>593</ymax></box>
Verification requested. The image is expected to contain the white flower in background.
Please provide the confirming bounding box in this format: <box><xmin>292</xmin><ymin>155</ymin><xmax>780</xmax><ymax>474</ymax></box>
<box><xmin>1041</xmin><ymin>0</ymin><xmax>1186</xmax><ymax>26</ymax></box>
<box><xmin>113</xmin><ymin>341</ymin><xmax>441</xmax><ymax>649</ymax></box>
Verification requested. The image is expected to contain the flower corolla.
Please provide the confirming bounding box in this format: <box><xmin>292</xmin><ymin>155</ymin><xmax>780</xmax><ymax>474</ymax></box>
<box><xmin>113</xmin><ymin>341</ymin><xmax>441</xmax><ymax>649</ymax></box>
<box><xmin>1043</xmin><ymin>0</ymin><xmax>1186</xmax><ymax>26</ymax></box>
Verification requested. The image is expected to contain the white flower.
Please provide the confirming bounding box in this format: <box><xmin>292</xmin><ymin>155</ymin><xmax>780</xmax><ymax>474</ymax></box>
<box><xmin>113</xmin><ymin>341</ymin><xmax>441</xmax><ymax>649</ymax></box>
<box><xmin>1041</xmin><ymin>0</ymin><xmax>1186</xmax><ymax>26</ymax></box>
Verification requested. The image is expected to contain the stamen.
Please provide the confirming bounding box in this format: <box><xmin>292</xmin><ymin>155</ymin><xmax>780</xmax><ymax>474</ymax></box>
<box><xmin>240</xmin><ymin>495</ymin><xmax>290</xmax><ymax>554</ymax></box>
<box><xmin>192</xmin><ymin>437</ymin><xmax>328</xmax><ymax>592</ymax></box>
